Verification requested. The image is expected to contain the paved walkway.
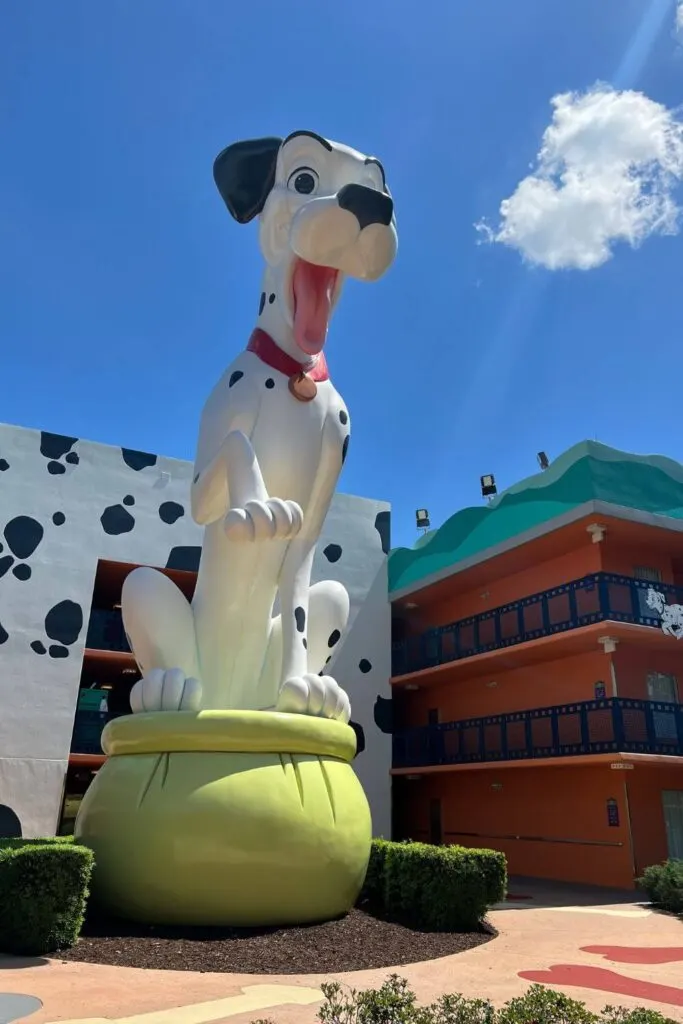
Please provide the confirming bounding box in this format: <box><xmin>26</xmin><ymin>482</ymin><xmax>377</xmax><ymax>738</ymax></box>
<box><xmin>1</xmin><ymin>881</ymin><xmax>683</xmax><ymax>1024</ymax></box>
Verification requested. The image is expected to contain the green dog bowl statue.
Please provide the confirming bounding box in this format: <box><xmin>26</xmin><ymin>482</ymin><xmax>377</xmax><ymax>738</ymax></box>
<box><xmin>75</xmin><ymin>710</ymin><xmax>371</xmax><ymax>926</ymax></box>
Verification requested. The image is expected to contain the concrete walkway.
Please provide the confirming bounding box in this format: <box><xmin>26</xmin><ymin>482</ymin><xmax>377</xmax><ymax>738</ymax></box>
<box><xmin>1</xmin><ymin>881</ymin><xmax>683</xmax><ymax>1023</ymax></box>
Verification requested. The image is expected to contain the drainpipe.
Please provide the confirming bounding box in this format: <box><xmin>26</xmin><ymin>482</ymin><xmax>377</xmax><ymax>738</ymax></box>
<box><xmin>622</xmin><ymin>777</ymin><xmax>637</xmax><ymax>882</ymax></box>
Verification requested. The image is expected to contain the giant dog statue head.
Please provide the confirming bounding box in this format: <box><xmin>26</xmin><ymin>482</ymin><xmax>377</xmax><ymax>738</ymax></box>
<box><xmin>213</xmin><ymin>131</ymin><xmax>397</xmax><ymax>358</ymax></box>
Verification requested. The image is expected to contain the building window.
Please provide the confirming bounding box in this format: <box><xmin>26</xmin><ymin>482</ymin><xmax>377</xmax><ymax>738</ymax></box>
<box><xmin>647</xmin><ymin>672</ymin><xmax>679</xmax><ymax>742</ymax></box>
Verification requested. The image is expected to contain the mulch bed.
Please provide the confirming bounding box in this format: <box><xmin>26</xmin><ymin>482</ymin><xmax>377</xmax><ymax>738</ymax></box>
<box><xmin>58</xmin><ymin>907</ymin><xmax>496</xmax><ymax>974</ymax></box>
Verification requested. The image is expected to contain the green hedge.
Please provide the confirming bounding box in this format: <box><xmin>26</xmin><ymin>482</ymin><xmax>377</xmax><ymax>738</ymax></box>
<box><xmin>253</xmin><ymin>975</ymin><xmax>676</xmax><ymax>1024</ymax></box>
<box><xmin>638</xmin><ymin>859</ymin><xmax>683</xmax><ymax>915</ymax></box>
<box><xmin>0</xmin><ymin>840</ymin><xmax>93</xmax><ymax>955</ymax></box>
<box><xmin>360</xmin><ymin>839</ymin><xmax>507</xmax><ymax>931</ymax></box>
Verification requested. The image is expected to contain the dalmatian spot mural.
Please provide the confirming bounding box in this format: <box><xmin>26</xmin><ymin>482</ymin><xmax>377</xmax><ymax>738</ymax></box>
<box><xmin>359</xmin><ymin>658</ymin><xmax>372</xmax><ymax>673</ymax></box>
<box><xmin>31</xmin><ymin>600</ymin><xmax>84</xmax><ymax>659</ymax></box>
<box><xmin>0</xmin><ymin>516</ymin><xmax>45</xmax><ymax>581</ymax></box>
<box><xmin>121</xmin><ymin>448</ymin><xmax>157</xmax><ymax>472</ymax></box>
<box><xmin>101</xmin><ymin>496</ymin><xmax>136</xmax><ymax>536</ymax></box>
<box><xmin>323</xmin><ymin>543</ymin><xmax>342</xmax><ymax>563</ymax></box>
<box><xmin>52</xmin><ymin>511</ymin><xmax>66</xmax><ymax>526</ymax></box>
<box><xmin>158</xmin><ymin>501</ymin><xmax>185</xmax><ymax>525</ymax></box>
<box><xmin>374</xmin><ymin>695</ymin><xmax>393</xmax><ymax>734</ymax></box>
<box><xmin>374</xmin><ymin>510</ymin><xmax>391</xmax><ymax>555</ymax></box>
<box><xmin>0</xmin><ymin>803</ymin><xmax>22</xmax><ymax>838</ymax></box>
<box><xmin>166</xmin><ymin>546</ymin><xmax>202</xmax><ymax>572</ymax></box>
<box><xmin>350</xmin><ymin>724</ymin><xmax>366</xmax><ymax>757</ymax></box>
<box><xmin>0</xmin><ymin>458</ymin><xmax>9</xmax><ymax>471</ymax></box>
<box><xmin>39</xmin><ymin>431</ymin><xmax>79</xmax><ymax>475</ymax></box>
<box><xmin>0</xmin><ymin>619</ymin><xmax>8</xmax><ymax>645</ymax></box>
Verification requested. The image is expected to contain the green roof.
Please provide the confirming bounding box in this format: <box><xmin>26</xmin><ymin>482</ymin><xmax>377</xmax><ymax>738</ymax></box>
<box><xmin>388</xmin><ymin>440</ymin><xmax>683</xmax><ymax>594</ymax></box>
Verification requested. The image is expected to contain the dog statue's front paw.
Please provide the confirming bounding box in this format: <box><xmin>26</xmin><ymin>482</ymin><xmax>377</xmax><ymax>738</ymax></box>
<box><xmin>224</xmin><ymin>498</ymin><xmax>304</xmax><ymax>543</ymax></box>
<box><xmin>276</xmin><ymin>673</ymin><xmax>351</xmax><ymax>723</ymax></box>
<box><xmin>129</xmin><ymin>668</ymin><xmax>202</xmax><ymax>713</ymax></box>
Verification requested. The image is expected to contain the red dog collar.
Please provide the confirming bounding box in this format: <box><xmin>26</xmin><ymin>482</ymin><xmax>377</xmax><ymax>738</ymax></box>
<box><xmin>247</xmin><ymin>328</ymin><xmax>329</xmax><ymax>382</ymax></box>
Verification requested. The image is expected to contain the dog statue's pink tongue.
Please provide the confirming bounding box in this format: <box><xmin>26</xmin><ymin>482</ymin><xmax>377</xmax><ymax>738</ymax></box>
<box><xmin>292</xmin><ymin>260</ymin><xmax>338</xmax><ymax>356</ymax></box>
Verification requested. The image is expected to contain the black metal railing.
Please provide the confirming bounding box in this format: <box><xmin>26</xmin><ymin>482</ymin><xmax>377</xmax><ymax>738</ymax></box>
<box><xmin>392</xmin><ymin>572</ymin><xmax>680</xmax><ymax>676</ymax></box>
<box><xmin>85</xmin><ymin>608</ymin><xmax>130</xmax><ymax>653</ymax></box>
<box><xmin>71</xmin><ymin>710</ymin><xmax>126</xmax><ymax>755</ymax></box>
<box><xmin>393</xmin><ymin>697</ymin><xmax>683</xmax><ymax>769</ymax></box>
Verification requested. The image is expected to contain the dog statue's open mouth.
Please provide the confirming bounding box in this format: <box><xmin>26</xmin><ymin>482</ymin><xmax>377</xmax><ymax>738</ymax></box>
<box><xmin>291</xmin><ymin>258</ymin><xmax>340</xmax><ymax>357</ymax></box>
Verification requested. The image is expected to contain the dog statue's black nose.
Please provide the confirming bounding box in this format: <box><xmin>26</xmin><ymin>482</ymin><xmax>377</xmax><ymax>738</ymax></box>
<box><xmin>337</xmin><ymin>184</ymin><xmax>394</xmax><ymax>230</ymax></box>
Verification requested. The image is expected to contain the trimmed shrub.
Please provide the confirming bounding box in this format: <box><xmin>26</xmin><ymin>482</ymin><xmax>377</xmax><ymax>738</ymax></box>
<box><xmin>0</xmin><ymin>841</ymin><xmax>93</xmax><ymax>955</ymax></box>
<box><xmin>380</xmin><ymin>840</ymin><xmax>506</xmax><ymax>931</ymax></box>
<box><xmin>359</xmin><ymin>838</ymin><xmax>392</xmax><ymax>912</ymax></box>
<box><xmin>638</xmin><ymin>859</ymin><xmax>683</xmax><ymax>915</ymax></box>
<box><xmin>250</xmin><ymin>976</ymin><xmax>677</xmax><ymax>1024</ymax></box>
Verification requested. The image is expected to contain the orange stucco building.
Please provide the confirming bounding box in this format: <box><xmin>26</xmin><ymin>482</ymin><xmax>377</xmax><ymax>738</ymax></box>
<box><xmin>389</xmin><ymin>441</ymin><xmax>683</xmax><ymax>889</ymax></box>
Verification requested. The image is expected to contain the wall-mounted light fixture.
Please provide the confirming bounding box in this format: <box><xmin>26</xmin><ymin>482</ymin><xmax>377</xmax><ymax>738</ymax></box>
<box><xmin>480</xmin><ymin>474</ymin><xmax>497</xmax><ymax>501</ymax></box>
<box><xmin>415</xmin><ymin>508</ymin><xmax>430</xmax><ymax>534</ymax></box>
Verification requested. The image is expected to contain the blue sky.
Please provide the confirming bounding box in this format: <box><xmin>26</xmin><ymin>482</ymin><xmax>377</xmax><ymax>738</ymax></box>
<box><xmin>2</xmin><ymin>0</ymin><xmax>683</xmax><ymax>549</ymax></box>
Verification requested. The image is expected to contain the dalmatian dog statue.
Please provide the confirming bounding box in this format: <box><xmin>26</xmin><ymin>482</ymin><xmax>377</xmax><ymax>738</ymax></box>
<box><xmin>121</xmin><ymin>131</ymin><xmax>397</xmax><ymax>721</ymax></box>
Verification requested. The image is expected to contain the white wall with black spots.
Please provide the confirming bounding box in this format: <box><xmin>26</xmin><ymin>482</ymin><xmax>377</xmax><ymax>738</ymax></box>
<box><xmin>0</xmin><ymin>421</ymin><xmax>392</xmax><ymax>838</ymax></box>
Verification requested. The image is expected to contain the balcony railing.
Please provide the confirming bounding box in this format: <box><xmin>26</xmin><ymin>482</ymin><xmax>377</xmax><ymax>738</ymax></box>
<box><xmin>85</xmin><ymin>608</ymin><xmax>130</xmax><ymax>653</ymax></box>
<box><xmin>71</xmin><ymin>710</ymin><xmax>126</xmax><ymax>755</ymax></box>
<box><xmin>392</xmin><ymin>572</ymin><xmax>679</xmax><ymax>676</ymax></box>
<box><xmin>393</xmin><ymin>697</ymin><xmax>683</xmax><ymax>769</ymax></box>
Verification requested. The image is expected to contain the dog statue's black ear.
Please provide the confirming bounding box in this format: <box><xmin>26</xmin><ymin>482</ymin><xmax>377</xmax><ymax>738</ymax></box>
<box><xmin>213</xmin><ymin>137</ymin><xmax>282</xmax><ymax>224</ymax></box>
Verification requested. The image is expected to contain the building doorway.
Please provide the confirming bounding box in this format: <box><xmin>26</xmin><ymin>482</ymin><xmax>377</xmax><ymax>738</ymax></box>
<box><xmin>662</xmin><ymin>790</ymin><xmax>683</xmax><ymax>860</ymax></box>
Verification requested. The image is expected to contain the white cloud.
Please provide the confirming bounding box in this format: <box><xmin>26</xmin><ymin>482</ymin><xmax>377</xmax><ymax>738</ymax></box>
<box><xmin>476</xmin><ymin>85</ymin><xmax>683</xmax><ymax>270</ymax></box>
<box><xmin>677</xmin><ymin>1</ymin><xmax>683</xmax><ymax>35</ymax></box>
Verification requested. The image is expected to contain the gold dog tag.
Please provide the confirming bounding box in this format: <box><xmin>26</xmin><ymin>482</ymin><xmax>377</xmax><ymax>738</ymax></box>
<box><xmin>288</xmin><ymin>371</ymin><xmax>317</xmax><ymax>403</ymax></box>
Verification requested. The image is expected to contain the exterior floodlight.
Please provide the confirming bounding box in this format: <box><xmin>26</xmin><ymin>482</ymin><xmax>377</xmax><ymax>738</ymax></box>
<box><xmin>416</xmin><ymin>508</ymin><xmax>430</xmax><ymax>532</ymax></box>
<box><xmin>480</xmin><ymin>474</ymin><xmax>497</xmax><ymax>499</ymax></box>
<box><xmin>537</xmin><ymin>451</ymin><xmax>550</xmax><ymax>471</ymax></box>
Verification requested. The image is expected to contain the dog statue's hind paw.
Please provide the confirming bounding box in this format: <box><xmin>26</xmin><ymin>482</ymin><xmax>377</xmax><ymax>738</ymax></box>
<box><xmin>276</xmin><ymin>673</ymin><xmax>351</xmax><ymax>723</ymax></box>
<box><xmin>129</xmin><ymin>668</ymin><xmax>203</xmax><ymax>713</ymax></box>
<box><xmin>224</xmin><ymin>498</ymin><xmax>304</xmax><ymax>543</ymax></box>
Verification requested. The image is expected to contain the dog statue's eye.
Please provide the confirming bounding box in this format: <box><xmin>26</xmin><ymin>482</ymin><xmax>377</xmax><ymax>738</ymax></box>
<box><xmin>288</xmin><ymin>168</ymin><xmax>318</xmax><ymax>195</ymax></box>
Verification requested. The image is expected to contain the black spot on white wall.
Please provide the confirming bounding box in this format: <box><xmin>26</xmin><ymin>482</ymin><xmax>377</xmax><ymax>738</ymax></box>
<box><xmin>121</xmin><ymin>448</ymin><xmax>157</xmax><ymax>472</ymax></box>
<box><xmin>295</xmin><ymin>606</ymin><xmax>306</xmax><ymax>632</ymax></box>
<box><xmin>166</xmin><ymin>546</ymin><xmax>202</xmax><ymax>572</ymax></box>
<box><xmin>323</xmin><ymin>543</ymin><xmax>342</xmax><ymax>563</ymax></box>
<box><xmin>339</xmin><ymin>409</ymin><xmax>348</xmax><ymax>426</ymax></box>
<box><xmin>101</xmin><ymin>503</ymin><xmax>136</xmax><ymax>535</ymax></box>
<box><xmin>229</xmin><ymin>371</ymin><xmax>243</xmax><ymax>388</ymax></box>
<box><xmin>0</xmin><ymin>516</ymin><xmax>44</xmax><ymax>581</ymax></box>
<box><xmin>123</xmin><ymin>495</ymin><xmax>135</xmax><ymax>507</ymax></box>
<box><xmin>342</xmin><ymin>435</ymin><xmax>349</xmax><ymax>465</ymax></box>
<box><xmin>159</xmin><ymin>501</ymin><xmax>185</xmax><ymax>525</ymax></box>
<box><xmin>4</xmin><ymin>516</ymin><xmax>44</xmax><ymax>560</ymax></box>
<box><xmin>359</xmin><ymin>658</ymin><xmax>372</xmax><ymax>673</ymax></box>
<box><xmin>0</xmin><ymin>459</ymin><xmax>9</xmax><ymax>471</ymax></box>
<box><xmin>328</xmin><ymin>629</ymin><xmax>341</xmax><ymax>648</ymax></box>
<box><xmin>0</xmin><ymin>803</ymin><xmax>22</xmax><ymax>838</ymax></box>
<box><xmin>349</xmin><ymin>721</ymin><xmax>366</xmax><ymax>756</ymax></box>
<box><xmin>0</xmin><ymin>620</ymin><xmax>8</xmax><ymax>644</ymax></box>
<box><xmin>374</xmin><ymin>510</ymin><xmax>390</xmax><ymax>555</ymax></box>
<box><xmin>40</xmin><ymin>432</ymin><xmax>78</xmax><ymax>474</ymax></box>
<box><xmin>46</xmin><ymin>600</ymin><xmax>83</xmax><ymax>646</ymax></box>
<box><xmin>52</xmin><ymin>512</ymin><xmax>66</xmax><ymax>526</ymax></box>
<box><xmin>373</xmin><ymin>695</ymin><xmax>393</xmax><ymax>734</ymax></box>
<box><xmin>30</xmin><ymin>600</ymin><xmax>84</xmax><ymax>658</ymax></box>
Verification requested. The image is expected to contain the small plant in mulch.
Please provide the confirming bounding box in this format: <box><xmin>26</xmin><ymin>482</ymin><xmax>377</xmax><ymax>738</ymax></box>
<box><xmin>251</xmin><ymin>975</ymin><xmax>678</xmax><ymax>1024</ymax></box>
